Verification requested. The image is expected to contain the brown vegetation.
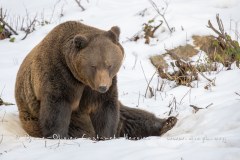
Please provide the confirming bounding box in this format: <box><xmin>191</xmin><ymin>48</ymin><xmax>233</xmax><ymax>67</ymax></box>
<box><xmin>150</xmin><ymin>14</ymin><xmax>239</xmax><ymax>88</ymax></box>
<box><xmin>150</xmin><ymin>44</ymin><xmax>200</xmax><ymax>87</ymax></box>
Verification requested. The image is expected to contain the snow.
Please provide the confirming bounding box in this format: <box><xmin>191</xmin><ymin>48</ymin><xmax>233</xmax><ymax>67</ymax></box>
<box><xmin>0</xmin><ymin>0</ymin><xmax>240</xmax><ymax>159</ymax></box>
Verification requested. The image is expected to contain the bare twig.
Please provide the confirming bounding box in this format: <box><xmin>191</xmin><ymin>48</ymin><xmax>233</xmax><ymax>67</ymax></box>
<box><xmin>208</xmin><ymin>20</ymin><xmax>223</xmax><ymax>38</ymax></box>
<box><xmin>190</xmin><ymin>103</ymin><xmax>212</xmax><ymax>113</ymax></box>
<box><xmin>124</xmin><ymin>30</ymin><xmax>142</xmax><ymax>43</ymax></box>
<box><xmin>50</xmin><ymin>0</ymin><xmax>61</xmax><ymax>23</ymax></box>
<box><xmin>136</xmin><ymin>8</ymin><xmax>148</xmax><ymax>17</ymax></box>
<box><xmin>22</xmin><ymin>142</ymin><xmax>27</xmax><ymax>148</ymax></box>
<box><xmin>168</xmin><ymin>96</ymin><xmax>177</xmax><ymax>116</ymax></box>
<box><xmin>235</xmin><ymin>92</ymin><xmax>240</xmax><ymax>100</ymax></box>
<box><xmin>207</xmin><ymin>14</ymin><xmax>238</xmax><ymax>50</ymax></box>
<box><xmin>1</xmin><ymin>102</ymin><xmax>14</xmax><ymax>106</ymax></box>
<box><xmin>149</xmin><ymin>0</ymin><xmax>173</xmax><ymax>33</ymax></box>
<box><xmin>0</xmin><ymin>134</ymin><xmax>3</xmax><ymax>144</ymax></box>
<box><xmin>132</xmin><ymin>52</ymin><xmax>138</xmax><ymax>70</ymax></box>
<box><xmin>0</xmin><ymin>98</ymin><xmax>14</xmax><ymax>106</ymax></box>
<box><xmin>137</xmin><ymin>91</ymin><xmax>140</xmax><ymax>107</ymax></box>
<box><xmin>60</xmin><ymin>4</ymin><xmax>65</xmax><ymax>18</ymax></box>
<box><xmin>74</xmin><ymin>0</ymin><xmax>86</xmax><ymax>11</ymax></box>
<box><xmin>159</xmin><ymin>80</ymin><xmax>166</xmax><ymax>92</ymax></box>
<box><xmin>0</xmin><ymin>98</ymin><xmax>3</xmax><ymax>106</ymax></box>
<box><xmin>144</xmin><ymin>70</ymin><xmax>158</xmax><ymax>98</ymax></box>
<box><xmin>190</xmin><ymin>105</ymin><xmax>204</xmax><ymax>113</ymax></box>
<box><xmin>235</xmin><ymin>92</ymin><xmax>240</xmax><ymax>96</ymax></box>
<box><xmin>143</xmin><ymin>20</ymin><xmax>163</xmax><ymax>44</ymax></box>
<box><xmin>167</xmin><ymin>50</ymin><xmax>215</xmax><ymax>84</ymax></box>
<box><xmin>168</xmin><ymin>107</ymin><xmax>173</xmax><ymax>116</ymax></box>
<box><xmin>205</xmin><ymin>103</ymin><xmax>213</xmax><ymax>108</ymax></box>
<box><xmin>152</xmin><ymin>20</ymin><xmax>163</xmax><ymax>33</ymax></box>
<box><xmin>179</xmin><ymin>88</ymin><xmax>191</xmax><ymax>105</ymax></box>
<box><xmin>234</xmin><ymin>21</ymin><xmax>239</xmax><ymax>41</ymax></box>
<box><xmin>0</xmin><ymin>110</ymin><xmax>7</xmax><ymax>123</ymax></box>
<box><xmin>0</xmin><ymin>8</ymin><xmax>18</xmax><ymax>35</ymax></box>
<box><xmin>21</xmin><ymin>14</ymin><xmax>37</xmax><ymax>40</ymax></box>
<box><xmin>140</xmin><ymin>61</ymin><xmax>149</xmax><ymax>84</ymax></box>
<box><xmin>45</xmin><ymin>140</ymin><xmax>47</xmax><ymax>148</ymax></box>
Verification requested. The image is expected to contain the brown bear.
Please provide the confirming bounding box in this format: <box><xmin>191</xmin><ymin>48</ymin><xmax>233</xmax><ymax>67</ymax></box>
<box><xmin>15</xmin><ymin>21</ymin><xmax>177</xmax><ymax>139</ymax></box>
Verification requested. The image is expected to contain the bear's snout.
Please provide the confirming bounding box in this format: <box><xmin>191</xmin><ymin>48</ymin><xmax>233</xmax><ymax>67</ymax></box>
<box><xmin>94</xmin><ymin>69</ymin><xmax>111</xmax><ymax>93</ymax></box>
<box><xmin>98</xmin><ymin>85</ymin><xmax>108</xmax><ymax>93</ymax></box>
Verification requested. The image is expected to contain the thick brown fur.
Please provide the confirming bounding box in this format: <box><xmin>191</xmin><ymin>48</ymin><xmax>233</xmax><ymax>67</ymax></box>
<box><xmin>15</xmin><ymin>21</ymin><xmax>177</xmax><ymax>139</ymax></box>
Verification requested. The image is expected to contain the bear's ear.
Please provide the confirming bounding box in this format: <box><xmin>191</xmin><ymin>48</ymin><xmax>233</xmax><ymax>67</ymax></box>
<box><xmin>73</xmin><ymin>35</ymin><xmax>88</xmax><ymax>49</ymax></box>
<box><xmin>110</xmin><ymin>26</ymin><xmax>120</xmax><ymax>38</ymax></box>
<box><xmin>107</xmin><ymin>26</ymin><xmax>120</xmax><ymax>43</ymax></box>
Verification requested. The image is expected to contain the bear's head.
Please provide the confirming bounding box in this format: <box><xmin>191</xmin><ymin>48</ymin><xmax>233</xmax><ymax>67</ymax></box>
<box><xmin>66</xmin><ymin>26</ymin><xmax>124</xmax><ymax>93</ymax></box>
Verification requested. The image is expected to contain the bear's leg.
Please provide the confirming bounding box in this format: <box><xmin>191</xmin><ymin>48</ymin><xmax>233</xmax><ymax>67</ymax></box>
<box><xmin>90</xmin><ymin>101</ymin><xmax>119</xmax><ymax>139</ymax></box>
<box><xmin>159</xmin><ymin>116</ymin><xmax>178</xmax><ymax>135</ymax></box>
<box><xmin>69</xmin><ymin>111</ymin><xmax>95</xmax><ymax>138</ymax></box>
<box><xmin>39</xmin><ymin>97</ymin><xmax>72</xmax><ymax>138</ymax></box>
<box><xmin>118</xmin><ymin>104</ymin><xmax>177</xmax><ymax>139</ymax></box>
<box><xmin>19</xmin><ymin>109</ymin><xmax>42</xmax><ymax>137</ymax></box>
<box><xmin>16</xmin><ymin>87</ymin><xmax>43</xmax><ymax>137</ymax></box>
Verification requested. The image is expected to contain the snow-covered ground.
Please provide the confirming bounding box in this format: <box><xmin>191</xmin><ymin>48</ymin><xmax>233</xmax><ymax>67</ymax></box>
<box><xmin>0</xmin><ymin>0</ymin><xmax>240</xmax><ymax>159</ymax></box>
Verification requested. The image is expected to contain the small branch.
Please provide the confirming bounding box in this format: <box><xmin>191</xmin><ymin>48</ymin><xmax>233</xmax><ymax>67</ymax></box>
<box><xmin>21</xmin><ymin>14</ymin><xmax>37</xmax><ymax>40</ymax></box>
<box><xmin>0</xmin><ymin>20</ymin><xmax>18</xmax><ymax>35</ymax></box>
<box><xmin>207</xmin><ymin>20</ymin><xmax>223</xmax><ymax>39</ymax></box>
<box><xmin>152</xmin><ymin>20</ymin><xmax>163</xmax><ymax>34</ymax></box>
<box><xmin>198</xmin><ymin>71</ymin><xmax>215</xmax><ymax>84</ymax></box>
<box><xmin>140</xmin><ymin>61</ymin><xmax>149</xmax><ymax>84</ymax></box>
<box><xmin>159</xmin><ymin>79</ymin><xmax>166</xmax><ymax>92</ymax></box>
<box><xmin>45</xmin><ymin>140</ymin><xmax>47</xmax><ymax>148</ymax></box>
<box><xmin>149</xmin><ymin>0</ymin><xmax>172</xmax><ymax>33</ymax></box>
<box><xmin>0</xmin><ymin>98</ymin><xmax>14</xmax><ymax>106</ymax></box>
<box><xmin>235</xmin><ymin>92</ymin><xmax>240</xmax><ymax>98</ymax></box>
<box><xmin>137</xmin><ymin>91</ymin><xmax>140</xmax><ymax>107</ymax></box>
<box><xmin>167</xmin><ymin>97</ymin><xmax>177</xmax><ymax>116</ymax></box>
<box><xmin>0</xmin><ymin>134</ymin><xmax>3</xmax><ymax>144</ymax></box>
<box><xmin>179</xmin><ymin>88</ymin><xmax>191</xmax><ymax>105</ymax></box>
<box><xmin>49</xmin><ymin>0</ymin><xmax>61</xmax><ymax>23</ymax></box>
<box><xmin>74</xmin><ymin>0</ymin><xmax>86</xmax><ymax>11</ymax></box>
<box><xmin>0</xmin><ymin>8</ymin><xmax>18</xmax><ymax>35</ymax></box>
<box><xmin>190</xmin><ymin>103</ymin><xmax>212</xmax><ymax>113</ymax></box>
<box><xmin>0</xmin><ymin>110</ymin><xmax>7</xmax><ymax>123</ymax></box>
<box><xmin>144</xmin><ymin>70</ymin><xmax>158</xmax><ymax>98</ymax></box>
<box><xmin>22</xmin><ymin>142</ymin><xmax>27</xmax><ymax>148</ymax></box>
<box><xmin>136</xmin><ymin>8</ymin><xmax>148</xmax><ymax>17</ymax></box>
<box><xmin>0</xmin><ymin>86</ymin><xmax>5</xmax><ymax>98</ymax></box>
<box><xmin>167</xmin><ymin>49</ymin><xmax>215</xmax><ymax>84</ymax></box>
<box><xmin>168</xmin><ymin>107</ymin><xmax>173</xmax><ymax>116</ymax></box>
<box><xmin>205</xmin><ymin>103</ymin><xmax>213</xmax><ymax>108</ymax></box>
<box><xmin>0</xmin><ymin>98</ymin><xmax>3</xmax><ymax>106</ymax></box>
<box><xmin>190</xmin><ymin>105</ymin><xmax>204</xmax><ymax>113</ymax></box>
<box><xmin>207</xmin><ymin>14</ymin><xmax>238</xmax><ymax>50</ymax></box>
<box><xmin>132</xmin><ymin>52</ymin><xmax>138</xmax><ymax>70</ymax></box>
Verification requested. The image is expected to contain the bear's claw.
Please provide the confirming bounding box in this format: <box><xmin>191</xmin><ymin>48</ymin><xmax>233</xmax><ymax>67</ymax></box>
<box><xmin>160</xmin><ymin>116</ymin><xmax>177</xmax><ymax>135</ymax></box>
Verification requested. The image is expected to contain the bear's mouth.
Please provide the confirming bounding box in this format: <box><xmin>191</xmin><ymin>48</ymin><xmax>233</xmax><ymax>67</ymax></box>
<box><xmin>86</xmin><ymin>81</ymin><xmax>108</xmax><ymax>93</ymax></box>
<box><xmin>97</xmin><ymin>85</ymin><xmax>108</xmax><ymax>93</ymax></box>
<box><xmin>89</xmin><ymin>83</ymin><xmax>109</xmax><ymax>94</ymax></box>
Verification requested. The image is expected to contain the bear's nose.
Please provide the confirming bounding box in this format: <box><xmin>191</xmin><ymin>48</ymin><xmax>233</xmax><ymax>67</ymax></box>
<box><xmin>98</xmin><ymin>85</ymin><xmax>108</xmax><ymax>93</ymax></box>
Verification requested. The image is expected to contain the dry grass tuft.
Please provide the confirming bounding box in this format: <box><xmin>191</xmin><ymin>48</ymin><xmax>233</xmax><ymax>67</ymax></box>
<box><xmin>150</xmin><ymin>44</ymin><xmax>200</xmax><ymax>87</ymax></box>
<box><xmin>167</xmin><ymin>44</ymin><xmax>198</xmax><ymax>61</ymax></box>
<box><xmin>150</xmin><ymin>54</ymin><xmax>168</xmax><ymax>71</ymax></box>
<box><xmin>192</xmin><ymin>35</ymin><xmax>230</xmax><ymax>67</ymax></box>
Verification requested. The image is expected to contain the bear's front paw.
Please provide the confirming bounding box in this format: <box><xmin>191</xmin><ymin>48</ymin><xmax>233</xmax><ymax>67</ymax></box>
<box><xmin>159</xmin><ymin>116</ymin><xmax>177</xmax><ymax>135</ymax></box>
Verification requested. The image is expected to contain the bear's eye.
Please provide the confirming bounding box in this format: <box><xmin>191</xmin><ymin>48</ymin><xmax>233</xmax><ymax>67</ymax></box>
<box><xmin>108</xmin><ymin>65</ymin><xmax>112</xmax><ymax>70</ymax></box>
<box><xmin>91</xmin><ymin>65</ymin><xmax>96</xmax><ymax>70</ymax></box>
